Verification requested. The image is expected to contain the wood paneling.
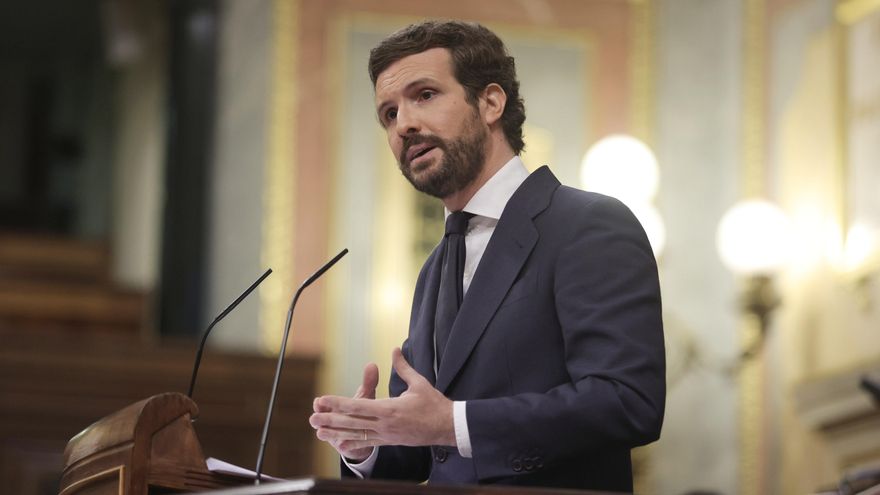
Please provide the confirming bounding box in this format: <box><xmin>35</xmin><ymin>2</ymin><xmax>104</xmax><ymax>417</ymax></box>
<box><xmin>0</xmin><ymin>234</ymin><xmax>108</xmax><ymax>282</ymax></box>
<box><xmin>0</xmin><ymin>234</ymin><xmax>143</xmax><ymax>333</ymax></box>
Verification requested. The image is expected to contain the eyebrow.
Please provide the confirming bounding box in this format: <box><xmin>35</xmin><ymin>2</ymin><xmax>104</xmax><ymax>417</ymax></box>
<box><xmin>375</xmin><ymin>77</ymin><xmax>438</xmax><ymax>119</ymax></box>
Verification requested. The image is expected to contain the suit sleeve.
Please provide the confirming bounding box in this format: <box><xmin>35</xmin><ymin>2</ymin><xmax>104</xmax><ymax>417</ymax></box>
<box><xmin>355</xmin><ymin>331</ymin><xmax>432</xmax><ymax>482</ymax></box>
<box><xmin>466</xmin><ymin>194</ymin><xmax>665</xmax><ymax>481</ymax></box>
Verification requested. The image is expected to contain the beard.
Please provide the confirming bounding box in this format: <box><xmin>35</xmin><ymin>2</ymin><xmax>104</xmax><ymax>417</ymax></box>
<box><xmin>397</xmin><ymin>113</ymin><xmax>487</xmax><ymax>199</ymax></box>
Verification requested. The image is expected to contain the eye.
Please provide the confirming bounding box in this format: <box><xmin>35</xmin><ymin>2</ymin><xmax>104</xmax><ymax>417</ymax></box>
<box><xmin>419</xmin><ymin>90</ymin><xmax>435</xmax><ymax>101</ymax></box>
<box><xmin>383</xmin><ymin>108</ymin><xmax>397</xmax><ymax>125</ymax></box>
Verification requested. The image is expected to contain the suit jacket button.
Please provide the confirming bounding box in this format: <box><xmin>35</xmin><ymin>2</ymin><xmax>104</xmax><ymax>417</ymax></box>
<box><xmin>535</xmin><ymin>457</ymin><xmax>544</xmax><ymax>469</ymax></box>
<box><xmin>434</xmin><ymin>448</ymin><xmax>448</xmax><ymax>463</ymax></box>
<box><xmin>511</xmin><ymin>459</ymin><xmax>523</xmax><ymax>472</ymax></box>
<box><xmin>524</xmin><ymin>459</ymin><xmax>534</xmax><ymax>471</ymax></box>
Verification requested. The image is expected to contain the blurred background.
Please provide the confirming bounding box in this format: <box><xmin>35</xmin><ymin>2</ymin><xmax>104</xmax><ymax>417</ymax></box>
<box><xmin>1</xmin><ymin>0</ymin><xmax>879</xmax><ymax>494</ymax></box>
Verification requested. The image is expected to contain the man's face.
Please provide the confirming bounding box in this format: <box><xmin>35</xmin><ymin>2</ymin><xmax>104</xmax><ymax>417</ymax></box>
<box><xmin>374</xmin><ymin>48</ymin><xmax>487</xmax><ymax>199</ymax></box>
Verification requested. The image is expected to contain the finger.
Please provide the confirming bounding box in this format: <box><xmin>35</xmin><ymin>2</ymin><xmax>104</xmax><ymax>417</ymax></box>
<box><xmin>318</xmin><ymin>395</ymin><xmax>391</xmax><ymax>417</ymax></box>
<box><xmin>314</xmin><ymin>395</ymin><xmax>360</xmax><ymax>413</ymax></box>
<box><xmin>355</xmin><ymin>363</ymin><xmax>379</xmax><ymax>400</ymax></box>
<box><xmin>310</xmin><ymin>411</ymin><xmax>376</xmax><ymax>430</ymax></box>
<box><xmin>316</xmin><ymin>426</ymin><xmax>377</xmax><ymax>443</ymax></box>
<box><xmin>391</xmin><ymin>347</ymin><xmax>423</xmax><ymax>386</ymax></box>
<box><xmin>313</xmin><ymin>397</ymin><xmax>331</xmax><ymax>413</ymax></box>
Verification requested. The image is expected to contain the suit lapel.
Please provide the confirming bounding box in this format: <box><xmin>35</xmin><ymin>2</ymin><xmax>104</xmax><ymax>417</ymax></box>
<box><xmin>409</xmin><ymin>245</ymin><xmax>443</xmax><ymax>384</ymax></box>
<box><xmin>434</xmin><ymin>166</ymin><xmax>559</xmax><ymax>393</ymax></box>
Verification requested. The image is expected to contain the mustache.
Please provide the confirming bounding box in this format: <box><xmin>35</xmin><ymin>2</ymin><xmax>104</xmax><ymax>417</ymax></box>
<box><xmin>400</xmin><ymin>134</ymin><xmax>445</xmax><ymax>165</ymax></box>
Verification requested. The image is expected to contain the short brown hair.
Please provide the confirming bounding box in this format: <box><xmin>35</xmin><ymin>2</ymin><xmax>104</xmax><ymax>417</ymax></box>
<box><xmin>369</xmin><ymin>20</ymin><xmax>526</xmax><ymax>154</ymax></box>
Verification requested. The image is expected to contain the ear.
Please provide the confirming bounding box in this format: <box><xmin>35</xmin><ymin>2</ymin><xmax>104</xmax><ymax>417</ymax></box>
<box><xmin>479</xmin><ymin>83</ymin><xmax>507</xmax><ymax>126</ymax></box>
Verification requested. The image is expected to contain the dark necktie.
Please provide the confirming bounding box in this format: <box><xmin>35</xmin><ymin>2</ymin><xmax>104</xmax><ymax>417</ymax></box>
<box><xmin>434</xmin><ymin>211</ymin><xmax>473</xmax><ymax>366</ymax></box>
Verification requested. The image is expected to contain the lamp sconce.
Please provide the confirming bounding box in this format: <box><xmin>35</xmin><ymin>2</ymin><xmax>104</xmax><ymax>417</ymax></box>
<box><xmin>737</xmin><ymin>274</ymin><xmax>780</xmax><ymax>360</ymax></box>
<box><xmin>717</xmin><ymin>199</ymin><xmax>794</xmax><ymax>362</ymax></box>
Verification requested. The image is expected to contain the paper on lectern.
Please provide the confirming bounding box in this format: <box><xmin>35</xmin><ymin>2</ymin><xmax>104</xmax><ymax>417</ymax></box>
<box><xmin>205</xmin><ymin>457</ymin><xmax>284</xmax><ymax>482</ymax></box>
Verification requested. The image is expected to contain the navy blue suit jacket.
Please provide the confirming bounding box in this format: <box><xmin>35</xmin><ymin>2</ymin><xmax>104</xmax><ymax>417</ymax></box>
<box><xmin>352</xmin><ymin>166</ymin><xmax>665</xmax><ymax>491</ymax></box>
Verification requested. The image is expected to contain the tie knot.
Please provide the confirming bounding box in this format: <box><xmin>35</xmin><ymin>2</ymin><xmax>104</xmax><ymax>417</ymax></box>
<box><xmin>445</xmin><ymin>211</ymin><xmax>473</xmax><ymax>236</ymax></box>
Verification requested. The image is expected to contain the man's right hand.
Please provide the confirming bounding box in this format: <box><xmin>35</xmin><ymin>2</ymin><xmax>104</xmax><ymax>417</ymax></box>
<box><xmin>312</xmin><ymin>362</ymin><xmax>379</xmax><ymax>462</ymax></box>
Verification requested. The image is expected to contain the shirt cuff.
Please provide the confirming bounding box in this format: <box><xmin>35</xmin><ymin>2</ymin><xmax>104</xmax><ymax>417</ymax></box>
<box><xmin>341</xmin><ymin>448</ymin><xmax>377</xmax><ymax>479</ymax></box>
<box><xmin>453</xmin><ymin>400</ymin><xmax>472</xmax><ymax>458</ymax></box>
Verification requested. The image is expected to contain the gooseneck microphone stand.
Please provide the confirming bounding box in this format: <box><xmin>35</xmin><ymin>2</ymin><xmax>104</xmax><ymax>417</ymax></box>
<box><xmin>254</xmin><ymin>249</ymin><xmax>348</xmax><ymax>483</ymax></box>
<box><xmin>188</xmin><ymin>268</ymin><xmax>273</xmax><ymax>401</ymax></box>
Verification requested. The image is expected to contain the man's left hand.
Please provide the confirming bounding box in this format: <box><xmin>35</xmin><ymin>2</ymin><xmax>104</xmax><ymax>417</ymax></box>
<box><xmin>310</xmin><ymin>347</ymin><xmax>456</xmax><ymax>450</ymax></box>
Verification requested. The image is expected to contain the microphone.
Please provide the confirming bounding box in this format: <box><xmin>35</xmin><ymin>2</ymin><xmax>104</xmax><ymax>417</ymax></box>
<box><xmin>254</xmin><ymin>249</ymin><xmax>348</xmax><ymax>483</ymax></box>
<box><xmin>187</xmin><ymin>268</ymin><xmax>273</xmax><ymax>401</ymax></box>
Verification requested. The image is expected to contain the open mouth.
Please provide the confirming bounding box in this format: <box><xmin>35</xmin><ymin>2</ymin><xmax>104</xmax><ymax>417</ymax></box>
<box><xmin>412</xmin><ymin>146</ymin><xmax>435</xmax><ymax>160</ymax></box>
<box><xmin>405</xmin><ymin>143</ymin><xmax>437</xmax><ymax>165</ymax></box>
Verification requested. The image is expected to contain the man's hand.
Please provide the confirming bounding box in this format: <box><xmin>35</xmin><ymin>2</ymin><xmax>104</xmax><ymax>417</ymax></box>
<box><xmin>312</xmin><ymin>361</ymin><xmax>379</xmax><ymax>462</ymax></box>
<box><xmin>310</xmin><ymin>348</ymin><xmax>455</xmax><ymax>454</ymax></box>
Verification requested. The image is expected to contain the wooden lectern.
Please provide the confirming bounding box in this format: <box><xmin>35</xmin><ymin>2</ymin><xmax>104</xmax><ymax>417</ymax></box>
<box><xmin>59</xmin><ymin>393</ymin><xmax>252</xmax><ymax>495</ymax></box>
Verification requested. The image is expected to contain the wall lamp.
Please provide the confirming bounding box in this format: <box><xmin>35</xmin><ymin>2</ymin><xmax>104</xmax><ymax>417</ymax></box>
<box><xmin>716</xmin><ymin>198</ymin><xmax>794</xmax><ymax>361</ymax></box>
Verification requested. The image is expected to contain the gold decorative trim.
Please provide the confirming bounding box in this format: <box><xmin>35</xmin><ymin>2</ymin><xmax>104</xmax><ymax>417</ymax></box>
<box><xmin>740</xmin><ymin>0</ymin><xmax>766</xmax><ymax>493</ymax></box>
<box><xmin>334</xmin><ymin>11</ymin><xmax>599</xmax><ymax>146</ymax></box>
<box><xmin>834</xmin><ymin>14</ymin><xmax>850</xmax><ymax>233</ymax></box>
<box><xmin>319</xmin><ymin>12</ymin><xmax>358</xmax><ymax>477</ymax></box>
<box><xmin>834</xmin><ymin>0</ymin><xmax>880</xmax><ymax>234</ymax></box>
<box><xmin>629</xmin><ymin>0</ymin><xmax>656</xmax><ymax>146</ymax></box>
<box><xmin>836</xmin><ymin>0</ymin><xmax>880</xmax><ymax>25</ymax></box>
<box><xmin>260</xmin><ymin>0</ymin><xmax>298</xmax><ymax>354</ymax></box>
<box><xmin>628</xmin><ymin>4</ymin><xmax>657</xmax><ymax>492</ymax></box>
<box><xmin>743</xmin><ymin>0</ymin><xmax>766</xmax><ymax>199</ymax></box>
<box><xmin>484</xmin><ymin>23</ymin><xmax>596</xmax><ymax>150</ymax></box>
<box><xmin>59</xmin><ymin>465</ymin><xmax>124</xmax><ymax>495</ymax></box>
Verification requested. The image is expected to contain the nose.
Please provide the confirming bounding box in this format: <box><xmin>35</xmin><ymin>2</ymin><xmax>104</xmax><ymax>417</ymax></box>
<box><xmin>394</xmin><ymin>106</ymin><xmax>420</xmax><ymax>137</ymax></box>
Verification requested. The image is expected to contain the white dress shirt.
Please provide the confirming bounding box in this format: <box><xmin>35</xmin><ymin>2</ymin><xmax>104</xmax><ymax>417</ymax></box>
<box><xmin>345</xmin><ymin>156</ymin><xmax>530</xmax><ymax>477</ymax></box>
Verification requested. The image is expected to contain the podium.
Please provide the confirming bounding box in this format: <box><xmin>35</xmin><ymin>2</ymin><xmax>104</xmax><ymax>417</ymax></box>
<box><xmin>59</xmin><ymin>393</ymin><xmax>252</xmax><ymax>495</ymax></box>
<box><xmin>60</xmin><ymin>393</ymin><xmax>610</xmax><ymax>495</ymax></box>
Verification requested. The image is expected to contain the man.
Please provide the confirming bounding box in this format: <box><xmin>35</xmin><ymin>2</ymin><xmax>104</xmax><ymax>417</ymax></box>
<box><xmin>310</xmin><ymin>20</ymin><xmax>665</xmax><ymax>492</ymax></box>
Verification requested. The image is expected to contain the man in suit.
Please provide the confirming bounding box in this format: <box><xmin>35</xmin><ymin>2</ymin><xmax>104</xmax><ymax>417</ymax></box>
<box><xmin>310</xmin><ymin>20</ymin><xmax>665</xmax><ymax>492</ymax></box>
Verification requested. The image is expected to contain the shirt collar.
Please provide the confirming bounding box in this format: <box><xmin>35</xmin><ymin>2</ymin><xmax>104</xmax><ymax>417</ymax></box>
<box><xmin>445</xmin><ymin>156</ymin><xmax>529</xmax><ymax>221</ymax></box>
